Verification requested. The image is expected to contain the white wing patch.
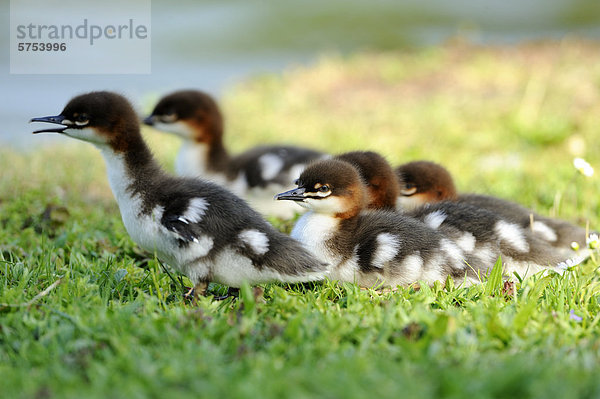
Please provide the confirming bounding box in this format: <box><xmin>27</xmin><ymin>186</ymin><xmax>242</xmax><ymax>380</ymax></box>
<box><xmin>329</xmin><ymin>246</ymin><xmax>360</xmax><ymax>282</ymax></box>
<box><xmin>180</xmin><ymin>198</ymin><xmax>209</xmax><ymax>224</ymax></box>
<box><xmin>372</xmin><ymin>233</ymin><xmax>401</xmax><ymax>269</ymax></box>
<box><xmin>424</xmin><ymin>210</ymin><xmax>447</xmax><ymax>230</ymax></box>
<box><xmin>455</xmin><ymin>232</ymin><xmax>476</xmax><ymax>252</ymax></box>
<box><xmin>495</xmin><ymin>220</ymin><xmax>530</xmax><ymax>253</ymax></box>
<box><xmin>259</xmin><ymin>153</ymin><xmax>285</xmax><ymax>181</ymax></box>
<box><xmin>421</xmin><ymin>254</ymin><xmax>444</xmax><ymax>283</ymax></box>
<box><xmin>441</xmin><ymin>239</ymin><xmax>466</xmax><ymax>269</ymax></box>
<box><xmin>239</xmin><ymin>229</ymin><xmax>270</xmax><ymax>255</ymax></box>
<box><xmin>531</xmin><ymin>221</ymin><xmax>558</xmax><ymax>242</ymax></box>
<box><xmin>398</xmin><ymin>254</ymin><xmax>423</xmax><ymax>284</ymax></box>
<box><xmin>188</xmin><ymin>235</ymin><xmax>215</xmax><ymax>258</ymax></box>
<box><xmin>475</xmin><ymin>243</ymin><xmax>497</xmax><ymax>266</ymax></box>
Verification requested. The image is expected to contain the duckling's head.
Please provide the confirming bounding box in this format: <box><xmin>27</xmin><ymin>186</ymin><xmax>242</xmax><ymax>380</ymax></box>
<box><xmin>335</xmin><ymin>151</ymin><xmax>400</xmax><ymax>210</ymax></box>
<box><xmin>143</xmin><ymin>90</ymin><xmax>223</xmax><ymax>144</ymax></box>
<box><xmin>395</xmin><ymin>161</ymin><xmax>457</xmax><ymax>210</ymax></box>
<box><xmin>275</xmin><ymin>159</ymin><xmax>368</xmax><ymax>218</ymax></box>
<box><xmin>31</xmin><ymin>91</ymin><xmax>141</xmax><ymax>152</ymax></box>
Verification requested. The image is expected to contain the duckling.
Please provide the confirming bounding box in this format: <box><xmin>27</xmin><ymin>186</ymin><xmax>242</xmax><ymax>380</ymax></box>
<box><xmin>395</xmin><ymin>160</ymin><xmax>458</xmax><ymax>210</ymax></box>
<box><xmin>31</xmin><ymin>91</ymin><xmax>328</xmax><ymax>298</ymax></box>
<box><xmin>334</xmin><ymin>151</ymin><xmax>400</xmax><ymax>210</ymax></box>
<box><xmin>144</xmin><ymin>90</ymin><xmax>327</xmax><ymax>219</ymax></box>
<box><xmin>406</xmin><ymin>200</ymin><xmax>578</xmax><ymax>275</ymax></box>
<box><xmin>396</xmin><ymin>160</ymin><xmax>591</xmax><ymax>250</ymax></box>
<box><xmin>342</xmin><ymin>154</ymin><xmax>587</xmax><ymax>272</ymax></box>
<box><xmin>275</xmin><ymin>159</ymin><xmax>567</xmax><ymax>288</ymax></box>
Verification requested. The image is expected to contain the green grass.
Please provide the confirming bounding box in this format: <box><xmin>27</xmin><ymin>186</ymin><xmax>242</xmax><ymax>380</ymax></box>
<box><xmin>2</xmin><ymin>41</ymin><xmax>600</xmax><ymax>398</ymax></box>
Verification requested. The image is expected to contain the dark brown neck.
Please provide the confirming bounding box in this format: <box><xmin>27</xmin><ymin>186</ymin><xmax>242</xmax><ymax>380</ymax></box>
<box><xmin>326</xmin><ymin>217</ymin><xmax>360</xmax><ymax>257</ymax></box>
<box><xmin>124</xmin><ymin>137</ymin><xmax>164</xmax><ymax>183</ymax></box>
<box><xmin>189</xmin><ymin>118</ymin><xmax>231</xmax><ymax>173</ymax></box>
<box><xmin>206</xmin><ymin>139</ymin><xmax>230</xmax><ymax>173</ymax></box>
<box><xmin>103</xmin><ymin>128</ymin><xmax>167</xmax><ymax>207</ymax></box>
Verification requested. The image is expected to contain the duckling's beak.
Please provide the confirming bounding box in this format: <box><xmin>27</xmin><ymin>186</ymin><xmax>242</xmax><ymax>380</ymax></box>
<box><xmin>143</xmin><ymin>115</ymin><xmax>154</xmax><ymax>126</ymax></box>
<box><xmin>30</xmin><ymin>115</ymin><xmax>69</xmax><ymax>134</ymax></box>
<box><xmin>274</xmin><ymin>187</ymin><xmax>306</xmax><ymax>201</ymax></box>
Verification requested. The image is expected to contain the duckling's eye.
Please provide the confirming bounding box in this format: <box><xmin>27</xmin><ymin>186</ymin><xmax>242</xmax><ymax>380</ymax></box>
<box><xmin>294</xmin><ymin>179</ymin><xmax>300</xmax><ymax>186</ymax></box>
<box><xmin>319</xmin><ymin>185</ymin><xmax>330</xmax><ymax>192</ymax></box>
<box><xmin>161</xmin><ymin>113</ymin><xmax>177</xmax><ymax>123</ymax></box>
<box><xmin>400</xmin><ymin>183</ymin><xmax>417</xmax><ymax>196</ymax></box>
<box><xmin>74</xmin><ymin>113</ymin><xmax>89</xmax><ymax>126</ymax></box>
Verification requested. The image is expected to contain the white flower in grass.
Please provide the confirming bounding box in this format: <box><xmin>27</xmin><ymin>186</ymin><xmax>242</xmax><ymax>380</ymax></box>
<box><xmin>573</xmin><ymin>157</ymin><xmax>594</xmax><ymax>177</ymax></box>
<box><xmin>571</xmin><ymin>241</ymin><xmax>580</xmax><ymax>251</ymax></box>
<box><xmin>587</xmin><ymin>233</ymin><xmax>599</xmax><ymax>249</ymax></box>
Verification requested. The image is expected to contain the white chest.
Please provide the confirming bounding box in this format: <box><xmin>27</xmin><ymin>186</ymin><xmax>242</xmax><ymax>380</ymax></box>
<box><xmin>292</xmin><ymin>212</ymin><xmax>368</xmax><ymax>284</ymax></box>
<box><xmin>291</xmin><ymin>212</ymin><xmax>341</xmax><ymax>263</ymax></box>
<box><xmin>175</xmin><ymin>143</ymin><xmax>228</xmax><ymax>186</ymax></box>
<box><xmin>101</xmin><ymin>152</ymin><xmax>169</xmax><ymax>255</ymax></box>
<box><xmin>119</xmin><ymin>195</ymin><xmax>166</xmax><ymax>254</ymax></box>
<box><xmin>105</xmin><ymin>172</ymin><xmax>214</xmax><ymax>279</ymax></box>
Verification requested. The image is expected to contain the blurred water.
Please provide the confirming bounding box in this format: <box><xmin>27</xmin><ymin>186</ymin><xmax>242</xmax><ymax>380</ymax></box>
<box><xmin>2</xmin><ymin>0</ymin><xmax>599</xmax><ymax>148</ymax></box>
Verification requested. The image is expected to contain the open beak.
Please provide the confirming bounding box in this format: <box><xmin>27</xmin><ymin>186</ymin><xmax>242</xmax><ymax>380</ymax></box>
<box><xmin>274</xmin><ymin>187</ymin><xmax>306</xmax><ymax>201</ymax></box>
<box><xmin>143</xmin><ymin>115</ymin><xmax>154</xmax><ymax>126</ymax></box>
<box><xmin>30</xmin><ymin>115</ymin><xmax>68</xmax><ymax>134</ymax></box>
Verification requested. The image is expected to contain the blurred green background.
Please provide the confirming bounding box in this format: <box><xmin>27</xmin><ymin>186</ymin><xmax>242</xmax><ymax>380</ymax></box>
<box><xmin>2</xmin><ymin>0</ymin><xmax>600</xmax><ymax>146</ymax></box>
